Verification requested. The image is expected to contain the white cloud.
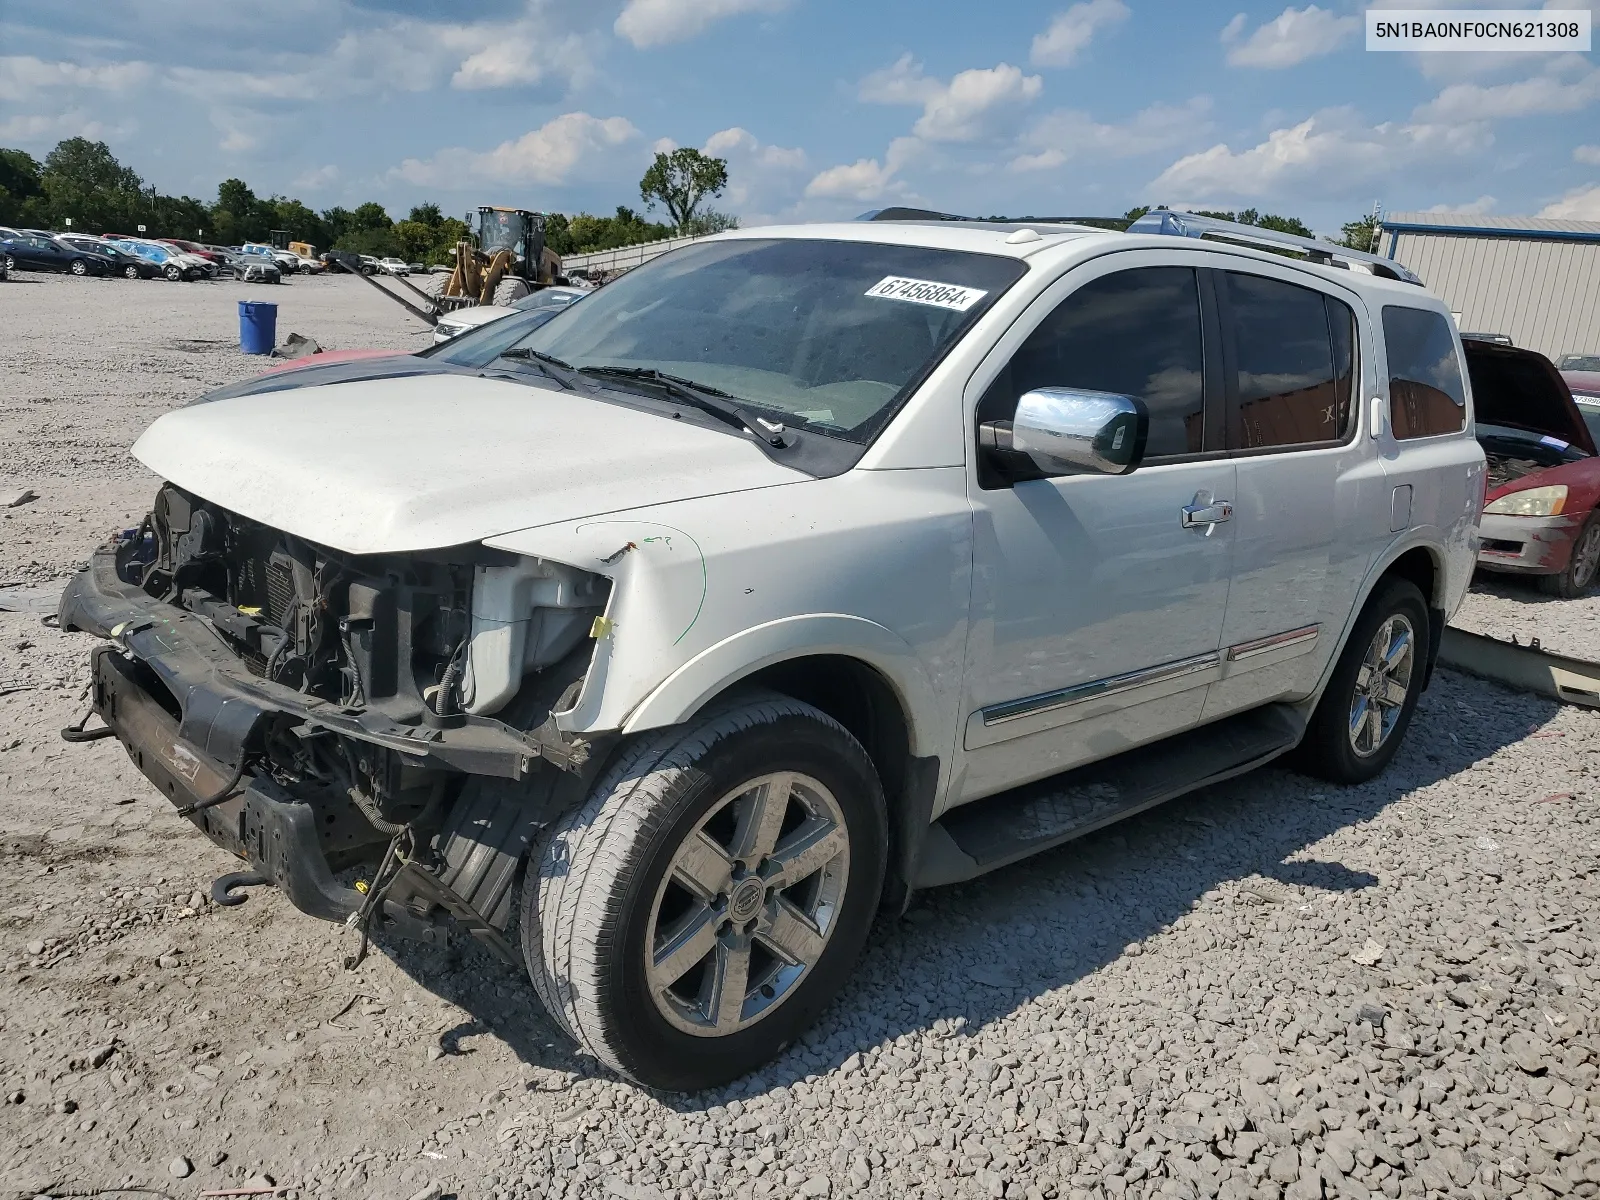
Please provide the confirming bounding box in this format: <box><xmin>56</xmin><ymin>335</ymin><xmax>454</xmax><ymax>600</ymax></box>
<box><xmin>805</xmin><ymin>137</ymin><xmax>921</xmax><ymax>203</ymax></box>
<box><xmin>704</xmin><ymin>127</ymin><xmax>807</xmax><ymax>171</ymax></box>
<box><xmin>0</xmin><ymin>55</ymin><xmax>152</xmax><ymax>102</ymax></box>
<box><xmin>701</xmin><ymin>128</ymin><xmax>808</xmax><ymax>220</ymax></box>
<box><xmin>859</xmin><ymin>57</ymin><xmax>1042</xmax><ymax>143</ymax></box>
<box><xmin>1010</xmin><ymin>97</ymin><xmax>1212</xmax><ymax>170</ymax></box>
<box><xmin>614</xmin><ymin>0</ymin><xmax>788</xmax><ymax>49</ymax></box>
<box><xmin>1421</xmin><ymin>195</ymin><xmax>1496</xmax><ymax>215</ymax></box>
<box><xmin>1149</xmin><ymin>108</ymin><xmax>1489</xmax><ymax>203</ymax></box>
<box><xmin>1221</xmin><ymin>6</ymin><xmax>1360</xmax><ymax>69</ymax></box>
<box><xmin>292</xmin><ymin>165</ymin><xmax>339</xmax><ymax>191</ymax></box>
<box><xmin>1416</xmin><ymin>62</ymin><xmax>1600</xmax><ymax>122</ymax></box>
<box><xmin>452</xmin><ymin>38</ymin><xmax>551</xmax><ymax>90</ymax></box>
<box><xmin>1576</xmin><ymin>145</ymin><xmax>1600</xmax><ymax>166</ymax></box>
<box><xmin>0</xmin><ymin>110</ymin><xmax>122</xmax><ymax>142</ymax></box>
<box><xmin>1540</xmin><ymin>184</ymin><xmax>1600</xmax><ymax>220</ymax></box>
<box><xmin>913</xmin><ymin>64</ymin><xmax>1042</xmax><ymax>142</ymax></box>
<box><xmin>1030</xmin><ymin>0</ymin><xmax>1130</xmax><ymax>68</ymax></box>
<box><xmin>859</xmin><ymin>53</ymin><xmax>942</xmax><ymax>106</ymax></box>
<box><xmin>391</xmin><ymin>112</ymin><xmax>641</xmax><ymax>187</ymax></box>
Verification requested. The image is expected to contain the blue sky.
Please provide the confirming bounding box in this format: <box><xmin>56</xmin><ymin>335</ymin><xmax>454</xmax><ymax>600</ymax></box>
<box><xmin>2</xmin><ymin>0</ymin><xmax>1598</xmax><ymax>235</ymax></box>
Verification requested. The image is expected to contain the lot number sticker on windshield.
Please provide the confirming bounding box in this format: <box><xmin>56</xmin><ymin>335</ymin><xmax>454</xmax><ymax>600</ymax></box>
<box><xmin>865</xmin><ymin>276</ymin><xmax>988</xmax><ymax>311</ymax></box>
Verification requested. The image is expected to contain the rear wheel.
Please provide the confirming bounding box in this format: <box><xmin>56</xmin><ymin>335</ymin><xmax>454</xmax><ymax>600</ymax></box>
<box><xmin>1538</xmin><ymin>512</ymin><xmax>1600</xmax><ymax>598</ymax></box>
<box><xmin>524</xmin><ymin>694</ymin><xmax>886</xmax><ymax>1090</ymax></box>
<box><xmin>1298</xmin><ymin>577</ymin><xmax>1428</xmax><ymax>784</ymax></box>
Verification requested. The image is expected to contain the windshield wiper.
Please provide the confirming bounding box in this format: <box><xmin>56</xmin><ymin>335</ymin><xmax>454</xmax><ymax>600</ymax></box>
<box><xmin>577</xmin><ymin>366</ymin><xmax>792</xmax><ymax>447</ymax></box>
<box><xmin>493</xmin><ymin>347</ymin><xmax>576</xmax><ymax>388</ymax></box>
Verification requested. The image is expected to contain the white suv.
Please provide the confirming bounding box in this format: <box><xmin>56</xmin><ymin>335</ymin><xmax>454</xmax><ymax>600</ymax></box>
<box><xmin>59</xmin><ymin>212</ymin><xmax>1482</xmax><ymax>1089</ymax></box>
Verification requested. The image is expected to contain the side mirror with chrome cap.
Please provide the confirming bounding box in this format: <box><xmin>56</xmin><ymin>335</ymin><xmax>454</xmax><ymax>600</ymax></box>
<box><xmin>979</xmin><ymin>387</ymin><xmax>1149</xmax><ymax>477</ymax></box>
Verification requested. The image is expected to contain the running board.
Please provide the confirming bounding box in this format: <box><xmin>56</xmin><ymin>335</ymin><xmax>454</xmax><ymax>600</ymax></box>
<box><xmin>912</xmin><ymin>703</ymin><xmax>1305</xmax><ymax>888</ymax></box>
<box><xmin>1438</xmin><ymin>626</ymin><xmax>1600</xmax><ymax>709</ymax></box>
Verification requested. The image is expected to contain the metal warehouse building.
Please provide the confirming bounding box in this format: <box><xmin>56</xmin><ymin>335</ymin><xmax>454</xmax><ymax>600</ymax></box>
<box><xmin>1380</xmin><ymin>212</ymin><xmax>1600</xmax><ymax>362</ymax></box>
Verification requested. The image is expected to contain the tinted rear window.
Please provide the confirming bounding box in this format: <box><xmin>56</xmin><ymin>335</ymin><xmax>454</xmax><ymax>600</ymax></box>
<box><xmin>1383</xmin><ymin>306</ymin><xmax>1466</xmax><ymax>439</ymax></box>
<box><xmin>1225</xmin><ymin>273</ymin><xmax>1355</xmax><ymax>449</ymax></box>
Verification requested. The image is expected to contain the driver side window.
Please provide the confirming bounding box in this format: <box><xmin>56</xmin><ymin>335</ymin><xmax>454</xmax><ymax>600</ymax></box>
<box><xmin>977</xmin><ymin>266</ymin><xmax>1207</xmax><ymax>465</ymax></box>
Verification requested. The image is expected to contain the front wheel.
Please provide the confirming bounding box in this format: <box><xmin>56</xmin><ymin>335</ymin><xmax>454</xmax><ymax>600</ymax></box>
<box><xmin>524</xmin><ymin>694</ymin><xmax>887</xmax><ymax>1090</ymax></box>
<box><xmin>1298</xmin><ymin>577</ymin><xmax>1428</xmax><ymax>784</ymax></box>
<box><xmin>163</xmin><ymin>264</ymin><xmax>181</xmax><ymax>282</ymax></box>
<box><xmin>69</xmin><ymin>258</ymin><xmax>88</xmax><ymax>276</ymax></box>
<box><xmin>1539</xmin><ymin>512</ymin><xmax>1600</xmax><ymax>598</ymax></box>
<box><xmin>124</xmin><ymin>264</ymin><xmax>141</xmax><ymax>279</ymax></box>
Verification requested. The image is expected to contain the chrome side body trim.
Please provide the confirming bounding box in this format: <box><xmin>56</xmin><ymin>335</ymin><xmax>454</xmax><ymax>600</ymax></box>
<box><xmin>1226</xmin><ymin>624</ymin><xmax>1320</xmax><ymax>662</ymax></box>
<box><xmin>982</xmin><ymin>651</ymin><xmax>1220</xmax><ymax>726</ymax></box>
<box><xmin>980</xmin><ymin>624</ymin><xmax>1323</xmax><ymax>727</ymax></box>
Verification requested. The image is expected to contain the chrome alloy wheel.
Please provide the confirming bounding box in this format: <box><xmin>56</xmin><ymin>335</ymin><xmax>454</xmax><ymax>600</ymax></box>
<box><xmin>644</xmin><ymin>771</ymin><xmax>850</xmax><ymax>1037</ymax></box>
<box><xmin>1348</xmin><ymin>614</ymin><xmax>1415</xmax><ymax>758</ymax></box>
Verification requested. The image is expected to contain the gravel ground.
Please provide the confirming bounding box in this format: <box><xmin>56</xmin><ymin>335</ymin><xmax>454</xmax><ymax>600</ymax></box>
<box><xmin>1453</xmin><ymin>576</ymin><xmax>1600</xmax><ymax>661</ymax></box>
<box><xmin>3</xmin><ymin>270</ymin><xmax>1600</xmax><ymax>1200</ymax></box>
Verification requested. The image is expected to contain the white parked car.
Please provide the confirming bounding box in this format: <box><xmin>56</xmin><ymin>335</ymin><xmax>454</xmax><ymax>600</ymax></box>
<box><xmin>376</xmin><ymin>257</ymin><xmax>410</xmax><ymax>276</ymax></box>
<box><xmin>432</xmin><ymin>284</ymin><xmax>586</xmax><ymax>344</ymax></box>
<box><xmin>59</xmin><ymin>213</ymin><xmax>1481</xmax><ymax>1090</ymax></box>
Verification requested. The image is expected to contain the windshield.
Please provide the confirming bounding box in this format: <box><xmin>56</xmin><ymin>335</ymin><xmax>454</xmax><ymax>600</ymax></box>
<box><xmin>418</xmin><ymin>307</ymin><xmax>567</xmax><ymax>365</ymax></box>
<box><xmin>1576</xmin><ymin>402</ymin><xmax>1600</xmax><ymax>448</ymax></box>
<box><xmin>513</xmin><ymin>288</ymin><xmax>582</xmax><ymax>313</ymax></box>
<box><xmin>508</xmin><ymin>238</ymin><xmax>1025</xmax><ymax>443</ymax></box>
<box><xmin>1558</xmin><ymin>354</ymin><xmax>1600</xmax><ymax>371</ymax></box>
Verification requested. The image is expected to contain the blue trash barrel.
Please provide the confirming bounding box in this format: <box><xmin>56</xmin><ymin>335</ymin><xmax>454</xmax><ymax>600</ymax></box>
<box><xmin>238</xmin><ymin>300</ymin><xmax>278</xmax><ymax>355</ymax></box>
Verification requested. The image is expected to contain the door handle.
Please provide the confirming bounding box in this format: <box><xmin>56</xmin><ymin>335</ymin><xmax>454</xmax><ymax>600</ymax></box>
<box><xmin>1181</xmin><ymin>496</ymin><xmax>1233</xmax><ymax>535</ymax></box>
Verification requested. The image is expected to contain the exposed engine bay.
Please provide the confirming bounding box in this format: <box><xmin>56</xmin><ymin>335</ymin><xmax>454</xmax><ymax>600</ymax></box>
<box><xmin>68</xmin><ymin>483</ymin><xmax>613</xmax><ymax>954</ymax></box>
<box><xmin>1479</xmin><ymin>429</ymin><xmax>1589</xmax><ymax>491</ymax></box>
<box><xmin>129</xmin><ymin>484</ymin><xmax>607</xmax><ymax>722</ymax></box>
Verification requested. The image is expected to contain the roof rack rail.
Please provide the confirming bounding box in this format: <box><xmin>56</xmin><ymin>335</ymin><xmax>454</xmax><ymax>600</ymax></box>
<box><xmin>1126</xmin><ymin>210</ymin><xmax>1424</xmax><ymax>286</ymax></box>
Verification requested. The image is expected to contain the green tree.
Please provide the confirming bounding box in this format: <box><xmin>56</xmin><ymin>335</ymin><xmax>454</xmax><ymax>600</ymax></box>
<box><xmin>393</xmin><ymin>219</ymin><xmax>435</xmax><ymax>262</ymax></box>
<box><xmin>428</xmin><ymin>217</ymin><xmax>468</xmax><ymax>263</ymax></box>
<box><xmin>682</xmin><ymin>209</ymin><xmax>739</xmax><ymax>236</ymax></box>
<box><xmin>1337</xmin><ymin>214</ymin><xmax>1381</xmax><ymax>253</ymax></box>
<box><xmin>349</xmin><ymin>201</ymin><xmax>392</xmax><ymax>232</ymax></box>
<box><xmin>407</xmin><ymin>202</ymin><xmax>443</xmax><ymax>226</ymax></box>
<box><xmin>332</xmin><ymin>226</ymin><xmax>401</xmax><ymax>257</ymax></box>
<box><xmin>639</xmin><ymin>148</ymin><xmax>728</xmax><ymax>232</ymax></box>
<box><xmin>321</xmin><ymin>206</ymin><xmax>356</xmax><ymax>245</ymax></box>
<box><xmin>41</xmin><ymin>138</ymin><xmax>143</xmax><ymax>231</ymax></box>
<box><xmin>0</xmin><ymin>149</ymin><xmax>44</xmax><ymax>225</ymax></box>
<box><xmin>272</xmin><ymin>198</ymin><xmax>329</xmax><ymax>249</ymax></box>
<box><xmin>543</xmin><ymin>211</ymin><xmax>573</xmax><ymax>255</ymax></box>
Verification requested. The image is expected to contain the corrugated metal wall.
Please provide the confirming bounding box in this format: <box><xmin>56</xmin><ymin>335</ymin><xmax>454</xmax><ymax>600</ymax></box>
<box><xmin>1391</xmin><ymin>233</ymin><xmax>1600</xmax><ymax>361</ymax></box>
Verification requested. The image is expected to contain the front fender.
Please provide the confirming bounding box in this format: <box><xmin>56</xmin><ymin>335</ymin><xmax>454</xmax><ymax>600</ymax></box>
<box><xmin>618</xmin><ymin>613</ymin><xmax>941</xmax><ymax>756</ymax></box>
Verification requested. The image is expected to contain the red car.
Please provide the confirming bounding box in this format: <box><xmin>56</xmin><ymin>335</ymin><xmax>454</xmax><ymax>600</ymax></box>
<box><xmin>158</xmin><ymin>238</ymin><xmax>226</xmax><ymax>267</ymax></box>
<box><xmin>1472</xmin><ymin>341</ymin><xmax>1600</xmax><ymax>596</ymax></box>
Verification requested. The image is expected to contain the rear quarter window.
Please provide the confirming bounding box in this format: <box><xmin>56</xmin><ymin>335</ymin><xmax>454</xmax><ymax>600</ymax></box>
<box><xmin>1382</xmin><ymin>306</ymin><xmax>1466</xmax><ymax>439</ymax></box>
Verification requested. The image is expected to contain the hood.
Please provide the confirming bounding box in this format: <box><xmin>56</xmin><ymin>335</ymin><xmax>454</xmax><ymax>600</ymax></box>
<box><xmin>131</xmin><ymin>371</ymin><xmax>808</xmax><ymax>555</ymax></box>
<box><xmin>1465</xmin><ymin>341</ymin><xmax>1597</xmax><ymax>456</ymax></box>
<box><xmin>257</xmin><ymin>348</ymin><xmax>405</xmax><ymax>375</ymax></box>
<box><xmin>437</xmin><ymin>305</ymin><xmax>517</xmax><ymax>331</ymax></box>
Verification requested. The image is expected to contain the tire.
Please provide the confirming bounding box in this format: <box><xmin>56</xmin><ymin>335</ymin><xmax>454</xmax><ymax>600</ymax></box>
<box><xmin>163</xmin><ymin>264</ymin><xmax>182</xmax><ymax>282</ymax></box>
<box><xmin>524</xmin><ymin>693</ymin><xmax>887</xmax><ymax>1090</ymax></box>
<box><xmin>493</xmin><ymin>277</ymin><xmax>532</xmax><ymax>306</ymax></box>
<box><xmin>123</xmin><ymin>264</ymin><xmax>140</xmax><ymax>279</ymax></box>
<box><xmin>3</xmin><ymin>255</ymin><xmax>13</xmax><ymax>273</ymax></box>
<box><xmin>1538</xmin><ymin>512</ymin><xmax>1600</xmax><ymax>598</ymax></box>
<box><xmin>1298</xmin><ymin>577</ymin><xmax>1429</xmax><ymax>785</ymax></box>
<box><xmin>69</xmin><ymin>258</ymin><xmax>88</xmax><ymax>276</ymax></box>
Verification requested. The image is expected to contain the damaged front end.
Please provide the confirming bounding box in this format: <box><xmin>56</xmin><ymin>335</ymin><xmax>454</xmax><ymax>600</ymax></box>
<box><xmin>59</xmin><ymin>484</ymin><xmax>610</xmax><ymax>961</ymax></box>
